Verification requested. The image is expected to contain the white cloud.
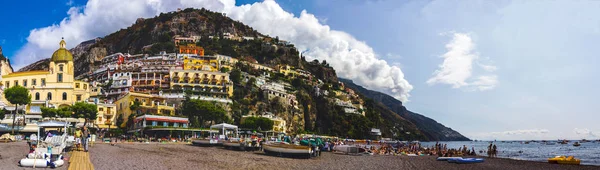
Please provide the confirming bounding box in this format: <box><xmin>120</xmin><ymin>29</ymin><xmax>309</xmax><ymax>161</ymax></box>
<box><xmin>479</xmin><ymin>63</ymin><xmax>497</xmax><ymax>72</ymax></box>
<box><xmin>471</xmin><ymin>75</ymin><xmax>498</xmax><ymax>91</ymax></box>
<box><xmin>470</xmin><ymin>129</ymin><xmax>550</xmax><ymax>140</ymax></box>
<box><xmin>427</xmin><ymin>32</ymin><xmax>498</xmax><ymax>91</ymax></box>
<box><xmin>66</xmin><ymin>0</ymin><xmax>74</xmax><ymax>6</ymax></box>
<box><xmin>13</xmin><ymin>0</ymin><xmax>414</xmax><ymax>102</ymax></box>
<box><xmin>491</xmin><ymin>129</ymin><xmax>549</xmax><ymax>135</ymax></box>
<box><xmin>574</xmin><ymin>128</ymin><xmax>597</xmax><ymax>138</ymax></box>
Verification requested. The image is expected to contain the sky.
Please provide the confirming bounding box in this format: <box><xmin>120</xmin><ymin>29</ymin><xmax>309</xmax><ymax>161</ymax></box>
<box><xmin>1</xmin><ymin>0</ymin><xmax>599</xmax><ymax>140</ymax></box>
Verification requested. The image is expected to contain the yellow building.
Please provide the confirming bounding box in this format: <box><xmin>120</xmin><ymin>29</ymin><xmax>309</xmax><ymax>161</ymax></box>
<box><xmin>115</xmin><ymin>92</ymin><xmax>175</xmax><ymax>128</ymax></box>
<box><xmin>94</xmin><ymin>102</ymin><xmax>117</xmax><ymax>129</ymax></box>
<box><xmin>169</xmin><ymin>69</ymin><xmax>233</xmax><ymax>98</ymax></box>
<box><xmin>241</xmin><ymin>112</ymin><xmax>287</xmax><ymax>133</ymax></box>
<box><xmin>178</xmin><ymin>44</ymin><xmax>204</xmax><ymax>56</ymax></box>
<box><xmin>1</xmin><ymin>39</ymin><xmax>90</xmax><ymax>117</ymax></box>
<box><xmin>182</xmin><ymin>55</ymin><xmax>219</xmax><ymax>72</ymax></box>
<box><xmin>277</xmin><ymin>64</ymin><xmax>298</xmax><ymax>77</ymax></box>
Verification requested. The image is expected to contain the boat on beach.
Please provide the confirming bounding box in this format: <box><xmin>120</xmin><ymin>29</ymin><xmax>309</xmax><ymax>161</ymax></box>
<box><xmin>263</xmin><ymin>142</ymin><xmax>313</xmax><ymax>158</ymax></box>
<box><xmin>333</xmin><ymin>145</ymin><xmax>366</xmax><ymax>154</ymax></box>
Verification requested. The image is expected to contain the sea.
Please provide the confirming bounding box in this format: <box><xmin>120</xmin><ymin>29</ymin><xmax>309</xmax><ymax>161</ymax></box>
<box><xmin>420</xmin><ymin>141</ymin><xmax>600</xmax><ymax>166</ymax></box>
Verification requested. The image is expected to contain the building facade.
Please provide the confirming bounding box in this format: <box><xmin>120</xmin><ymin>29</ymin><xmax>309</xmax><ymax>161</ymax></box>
<box><xmin>0</xmin><ymin>40</ymin><xmax>91</xmax><ymax>132</ymax></box>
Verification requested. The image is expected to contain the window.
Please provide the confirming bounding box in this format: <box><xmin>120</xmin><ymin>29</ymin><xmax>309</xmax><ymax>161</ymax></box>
<box><xmin>41</xmin><ymin>79</ymin><xmax>46</xmax><ymax>86</ymax></box>
<box><xmin>173</xmin><ymin>123</ymin><xmax>179</xmax><ymax>128</ymax></box>
<box><xmin>76</xmin><ymin>95</ymin><xmax>81</xmax><ymax>101</ymax></box>
<box><xmin>32</xmin><ymin>79</ymin><xmax>36</xmax><ymax>86</ymax></box>
<box><xmin>183</xmin><ymin>123</ymin><xmax>188</xmax><ymax>128</ymax></box>
<box><xmin>163</xmin><ymin>122</ymin><xmax>168</xmax><ymax>127</ymax></box>
<box><xmin>35</xmin><ymin>93</ymin><xmax>40</xmax><ymax>100</ymax></box>
<box><xmin>83</xmin><ymin>84</ymin><xmax>87</xmax><ymax>89</ymax></box>
<box><xmin>99</xmin><ymin>108</ymin><xmax>104</xmax><ymax>111</ymax></box>
<box><xmin>14</xmin><ymin>80</ymin><xmax>18</xmax><ymax>86</ymax></box>
<box><xmin>75</xmin><ymin>83</ymin><xmax>80</xmax><ymax>88</ymax></box>
<box><xmin>23</xmin><ymin>80</ymin><xmax>27</xmax><ymax>87</ymax></box>
<box><xmin>58</xmin><ymin>73</ymin><xmax>63</xmax><ymax>82</ymax></box>
<box><xmin>5</xmin><ymin>81</ymin><xmax>8</xmax><ymax>88</ymax></box>
<box><xmin>99</xmin><ymin>117</ymin><xmax>103</xmax><ymax>121</ymax></box>
<box><xmin>152</xmin><ymin>121</ymin><xmax>158</xmax><ymax>126</ymax></box>
<box><xmin>59</xmin><ymin>65</ymin><xmax>64</xmax><ymax>72</ymax></box>
<box><xmin>47</xmin><ymin>92</ymin><xmax>52</xmax><ymax>100</ymax></box>
<box><xmin>62</xmin><ymin>92</ymin><xmax>67</xmax><ymax>100</ymax></box>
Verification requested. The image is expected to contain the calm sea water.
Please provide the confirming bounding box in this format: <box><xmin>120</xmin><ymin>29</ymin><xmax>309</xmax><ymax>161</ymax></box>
<box><xmin>421</xmin><ymin>141</ymin><xmax>600</xmax><ymax>166</ymax></box>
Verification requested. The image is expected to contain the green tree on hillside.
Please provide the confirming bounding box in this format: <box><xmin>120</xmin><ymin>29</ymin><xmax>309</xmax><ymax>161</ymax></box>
<box><xmin>240</xmin><ymin>117</ymin><xmax>274</xmax><ymax>131</ymax></box>
<box><xmin>230</xmin><ymin>69</ymin><xmax>242</xmax><ymax>84</ymax></box>
<box><xmin>182</xmin><ymin>99</ymin><xmax>230</xmax><ymax>128</ymax></box>
<box><xmin>71</xmin><ymin>102</ymin><xmax>98</xmax><ymax>127</ymax></box>
<box><xmin>4</xmin><ymin>85</ymin><xmax>31</xmax><ymax>134</ymax></box>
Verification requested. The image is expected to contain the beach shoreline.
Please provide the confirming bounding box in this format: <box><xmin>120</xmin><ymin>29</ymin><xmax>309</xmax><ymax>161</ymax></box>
<box><xmin>2</xmin><ymin>141</ymin><xmax>598</xmax><ymax>170</ymax></box>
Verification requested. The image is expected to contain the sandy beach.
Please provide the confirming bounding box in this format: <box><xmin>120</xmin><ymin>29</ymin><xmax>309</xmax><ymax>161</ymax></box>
<box><xmin>2</xmin><ymin>141</ymin><xmax>599</xmax><ymax>170</ymax></box>
<box><xmin>87</xmin><ymin>143</ymin><xmax>598</xmax><ymax>170</ymax></box>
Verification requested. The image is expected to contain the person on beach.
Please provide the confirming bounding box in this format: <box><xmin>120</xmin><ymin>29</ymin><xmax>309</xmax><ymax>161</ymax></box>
<box><xmin>75</xmin><ymin>128</ymin><xmax>82</xmax><ymax>151</ymax></box>
<box><xmin>492</xmin><ymin>144</ymin><xmax>497</xmax><ymax>157</ymax></box>
<box><xmin>487</xmin><ymin>144</ymin><xmax>491</xmax><ymax>157</ymax></box>
<box><xmin>82</xmin><ymin>126</ymin><xmax>90</xmax><ymax>152</ymax></box>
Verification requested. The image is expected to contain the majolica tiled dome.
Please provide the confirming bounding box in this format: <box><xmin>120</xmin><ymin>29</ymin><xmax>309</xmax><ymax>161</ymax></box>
<box><xmin>51</xmin><ymin>39</ymin><xmax>73</xmax><ymax>62</ymax></box>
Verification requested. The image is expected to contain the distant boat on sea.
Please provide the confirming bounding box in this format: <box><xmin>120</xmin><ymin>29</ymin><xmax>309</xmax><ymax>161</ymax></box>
<box><xmin>573</xmin><ymin>142</ymin><xmax>581</xmax><ymax>147</ymax></box>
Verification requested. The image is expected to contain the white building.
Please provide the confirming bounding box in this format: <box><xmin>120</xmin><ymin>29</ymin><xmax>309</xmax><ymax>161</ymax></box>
<box><xmin>261</xmin><ymin>82</ymin><xmax>297</xmax><ymax>107</ymax></box>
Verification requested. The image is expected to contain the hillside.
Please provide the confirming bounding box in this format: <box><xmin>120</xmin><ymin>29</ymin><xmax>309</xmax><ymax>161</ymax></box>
<box><xmin>18</xmin><ymin>8</ymin><xmax>466</xmax><ymax>141</ymax></box>
<box><xmin>340</xmin><ymin>78</ymin><xmax>470</xmax><ymax>141</ymax></box>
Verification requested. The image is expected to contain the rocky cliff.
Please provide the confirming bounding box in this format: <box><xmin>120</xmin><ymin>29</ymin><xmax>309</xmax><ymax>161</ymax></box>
<box><xmin>340</xmin><ymin>78</ymin><xmax>470</xmax><ymax>141</ymax></box>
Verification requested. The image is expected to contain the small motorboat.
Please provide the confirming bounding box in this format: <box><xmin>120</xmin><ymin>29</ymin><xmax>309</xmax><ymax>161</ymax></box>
<box><xmin>573</xmin><ymin>142</ymin><xmax>581</xmax><ymax>147</ymax></box>
<box><xmin>548</xmin><ymin>156</ymin><xmax>580</xmax><ymax>165</ymax></box>
<box><xmin>263</xmin><ymin>142</ymin><xmax>313</xmax><ymax>158</ymax></box>
<box><xmin>448</xmin><ymin>158</ymin><xmax>485</xmax><ymax>164</ymax></box>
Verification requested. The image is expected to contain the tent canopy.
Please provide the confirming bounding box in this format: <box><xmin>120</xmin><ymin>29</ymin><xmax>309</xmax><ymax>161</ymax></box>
<box><xmin>210</xmin><ymin>123</ymin><xmax>237</xmax><ymax>130</ymax></box>
<box><xmin>37</xmin><ymin>120</ymin><xmax>70</xmax><ymax>128</ymax></box>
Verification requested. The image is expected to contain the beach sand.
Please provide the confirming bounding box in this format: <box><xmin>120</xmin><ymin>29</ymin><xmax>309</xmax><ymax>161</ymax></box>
<box><xmin>2</xmin><ymin>141</ymin><xmax>598</xmax><ymax>170</ymax></box>
<box><xmin>83</xmin><ymin>143</ymin><xmax>599</xmax><ymax>170</ymax></box>
<box><xmin>0</xmin><ymin>141</ymin><xmax>68</xmax><ymax>170</ymax></box>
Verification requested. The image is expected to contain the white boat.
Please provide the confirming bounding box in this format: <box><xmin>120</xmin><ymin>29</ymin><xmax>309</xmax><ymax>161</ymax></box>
<box><xmin>19</xmin><ymin>154</ymin><xmax>64</xmax><ymax>168</ymax></box>
<box><xmin>333</xmin><ymin>145</ymin><xmax>365</xmax><ymax>154</ymax></box>
<box><xmin>263</xmin><ymin>143</ymin><xmax>313</xmax><ymax>158</ymax></box>
<box><xmin>192</xmin><ymin>139</ymin><xmax>220</xmax><ymax>146</ymax></box>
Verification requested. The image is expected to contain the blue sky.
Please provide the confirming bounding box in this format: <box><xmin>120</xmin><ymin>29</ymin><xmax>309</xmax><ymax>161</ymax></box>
<box><xmin>1</xmin><ymin>0</ymin><xmax>599</xmax><ymax>140</ymax></box>
<box><xmin>0</xmin><ymin>0</ymin><xmax>85</xmax><ymax>58</ymax></box>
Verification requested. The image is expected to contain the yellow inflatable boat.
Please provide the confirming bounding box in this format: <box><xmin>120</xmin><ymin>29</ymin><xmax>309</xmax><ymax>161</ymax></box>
<box><xmin>548</xmin><ymin>156</ymin><xmax>580</xmax><ymax>165</ymax></box>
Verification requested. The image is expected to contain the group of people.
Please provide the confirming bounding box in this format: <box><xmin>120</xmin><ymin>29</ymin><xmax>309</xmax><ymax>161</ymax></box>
<box><xmin>74</xmin><ymin>126</ymin><xmax>90</xmax><ymax>152</ymax></box>
<box><xmin>487</xmin><ymin>143</ymin><xmax>498</xmax><ymax>157</ymax></box>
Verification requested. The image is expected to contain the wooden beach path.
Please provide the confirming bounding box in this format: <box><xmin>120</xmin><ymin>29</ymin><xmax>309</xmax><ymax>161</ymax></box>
<box><xmin>68</xmin><ymin>150</ymin><xmax>95</xmax><ymax>170</ymax></box>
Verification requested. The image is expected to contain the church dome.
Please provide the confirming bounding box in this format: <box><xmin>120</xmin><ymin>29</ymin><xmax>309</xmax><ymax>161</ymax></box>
<box><xmin>51</xmin><ymin>39</ymin><xmax>73</xmax><ymax>62</ymax></box>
